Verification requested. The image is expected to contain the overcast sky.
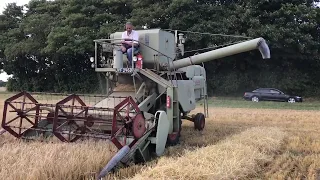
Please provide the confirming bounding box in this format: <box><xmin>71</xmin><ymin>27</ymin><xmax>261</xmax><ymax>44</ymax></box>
<box><xmin>0</xmin><ymin>1</ymin><xmax>30</xmax><ymax>81</ymax></box>
<box><xmin>0</xmin><ymin>0</ymin><xmax>29</xmax><ymax>13</ymax></box>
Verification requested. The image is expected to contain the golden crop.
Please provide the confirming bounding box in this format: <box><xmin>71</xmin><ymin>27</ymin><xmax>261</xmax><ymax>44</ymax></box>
<box><xmin>0</xmin><ymin>95</ymin><xmax>319</xmax><ymax>180</ymax></box>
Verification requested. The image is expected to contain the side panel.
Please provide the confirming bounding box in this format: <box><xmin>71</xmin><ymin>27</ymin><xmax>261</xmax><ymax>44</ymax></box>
<box><xmin>199</xmin><ymin>66</ymin><xmax>207</xmax><ymax>97</ymax></box>
<box><xmin>138</xmin><ymin>30</ymin><xmax>159</xmax><ymax>68</ymax></box>
<box><xmin>194</xmin><ymin>66</ymin><xmax>201</xmax><ymax>76</ymax></box>
<box><xmin>158</xmin><ymin>30</ymin><xmax>176</xmax><ymax>67</ymax></box>
<box><xmin>178</xmin><ymin>65</ymin><xmax>204</xmax><ymax>79</ymax></box>
<box><xmin>184</xmin><ymin>66</ymin><xmax>195</xmax><ymax>79</ymax></box>
<box><xmin>193</xmin><ymin>76</ymin><xmax>205</xmax><ymax>100</ymax></box>
<box><xmin>173</xmin><ymin>80</ymin><xmax>196</xmax><ymax>112</ymax></box>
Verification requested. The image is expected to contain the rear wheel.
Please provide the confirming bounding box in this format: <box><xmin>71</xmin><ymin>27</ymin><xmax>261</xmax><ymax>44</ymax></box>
<box><xmin>288</xmin><ymin>97</ymin><xmax>296</xmax><ymax>103</ymax></box>
<box><xmin>194</xmin><ymin>113</ymin><xmax>205</xmax><ymax>131</ymax></box>
<box><xmin>251</xmin><ymin>96</ymin><xmax>259</xmax><ymax>102</ymax></box>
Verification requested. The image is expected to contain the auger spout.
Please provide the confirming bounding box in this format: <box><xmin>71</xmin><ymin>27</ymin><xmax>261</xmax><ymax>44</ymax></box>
<box><xmin>170</xmin><ymin>37</ymin><xmax>270</xmax><ymax>70</ymax></box>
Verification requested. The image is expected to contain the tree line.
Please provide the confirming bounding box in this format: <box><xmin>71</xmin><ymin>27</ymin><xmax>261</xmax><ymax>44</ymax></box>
<box><xmin>0</xmin><ymin>0</ymin><xmax>319</xmax><ymax>96</ymax></box>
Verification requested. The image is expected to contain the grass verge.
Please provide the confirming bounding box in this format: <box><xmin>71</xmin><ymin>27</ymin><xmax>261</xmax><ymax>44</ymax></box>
<box><xmin>199</xmin><ymin>97</ymin><xmax>320</xmax><ymax>111</ymax></box>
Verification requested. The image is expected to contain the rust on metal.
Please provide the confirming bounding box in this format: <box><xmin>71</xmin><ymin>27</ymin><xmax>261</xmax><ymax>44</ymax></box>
<box><xmin>132</xmin><ymin>113</ymin><xmax>146</xmax><ymax>139</ymax></box>
<box><xmin>1</xmin><ymin>91</ymin><xmax>147</xmax><ymax>151</ymax></box>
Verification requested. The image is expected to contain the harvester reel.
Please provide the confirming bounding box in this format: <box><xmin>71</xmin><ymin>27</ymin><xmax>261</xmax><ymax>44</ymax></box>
<box><xmin>53</xmin><ymin>94</ymin><xmax>90</xmax><ymax>142</ymax></box>
<box><xmin>2</xmin><ymin>91</ymin><xmax>150</xmax><ymax>148</ymax></box>
<box><xmin>111</xmin><ymin>96</ymin><xmax>147</xmax><ymax>149</ymax></box>
<box><xmin>1</xmin><ymin>91</ymin><xmax>55</xmax><ymax>139</ymax></box>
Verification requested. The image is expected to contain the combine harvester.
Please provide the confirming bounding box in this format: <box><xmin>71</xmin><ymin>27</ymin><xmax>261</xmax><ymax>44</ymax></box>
<box><xmin>1</xmin><ymin>29</ymin><xmax>270</xmax><ymax>178</ymax></box>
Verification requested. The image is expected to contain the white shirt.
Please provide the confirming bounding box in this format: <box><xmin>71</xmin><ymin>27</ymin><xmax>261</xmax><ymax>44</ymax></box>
<box><xmin>122</xmin><ymin>30</ymin><xmax>139</xmax><ymax>44</ymax></box>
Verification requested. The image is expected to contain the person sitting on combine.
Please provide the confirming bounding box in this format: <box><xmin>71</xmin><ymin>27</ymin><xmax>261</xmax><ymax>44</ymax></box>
<box><xmin>121</xmin><ymin>22</ymin><xmax>139</xmax><ymax>67</ymax></box>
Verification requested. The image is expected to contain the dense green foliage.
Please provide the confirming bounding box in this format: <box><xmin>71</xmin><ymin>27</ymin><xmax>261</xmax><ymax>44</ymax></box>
<box><xmin>0</xmin><ymin>0</ymin><xmax>319</xmax><ymax>96</ymax></box>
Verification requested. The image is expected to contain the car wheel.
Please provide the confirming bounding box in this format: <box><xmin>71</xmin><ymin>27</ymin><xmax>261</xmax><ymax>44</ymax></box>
<box><xmin>288</xmin><ymin>98</ymin><xmax>296</xmax><ymax>103</ymax></box>
<box><xmin>251</xmin><ymin>96</ymin><xmax>259</xmax><ymax>102</ymax></box>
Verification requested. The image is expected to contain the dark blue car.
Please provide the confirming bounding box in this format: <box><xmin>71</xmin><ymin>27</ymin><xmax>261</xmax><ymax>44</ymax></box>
<box><xmin>243</xmin><ymin>88</ymin><xmax>303</xmax><ymax>103</ymax></box>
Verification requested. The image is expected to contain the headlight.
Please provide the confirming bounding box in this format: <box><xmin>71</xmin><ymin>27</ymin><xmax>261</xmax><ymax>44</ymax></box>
<box><xmin>133</xmin><ymin>56</ymin><xmax>137</xmax><ymax>62</ymax></box>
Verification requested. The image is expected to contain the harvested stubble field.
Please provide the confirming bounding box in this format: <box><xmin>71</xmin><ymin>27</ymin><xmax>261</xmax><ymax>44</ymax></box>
<box><xmin>0</xmin><ymin>93</ymin><xmax>320</xmax><ymax>180</ymax></box>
